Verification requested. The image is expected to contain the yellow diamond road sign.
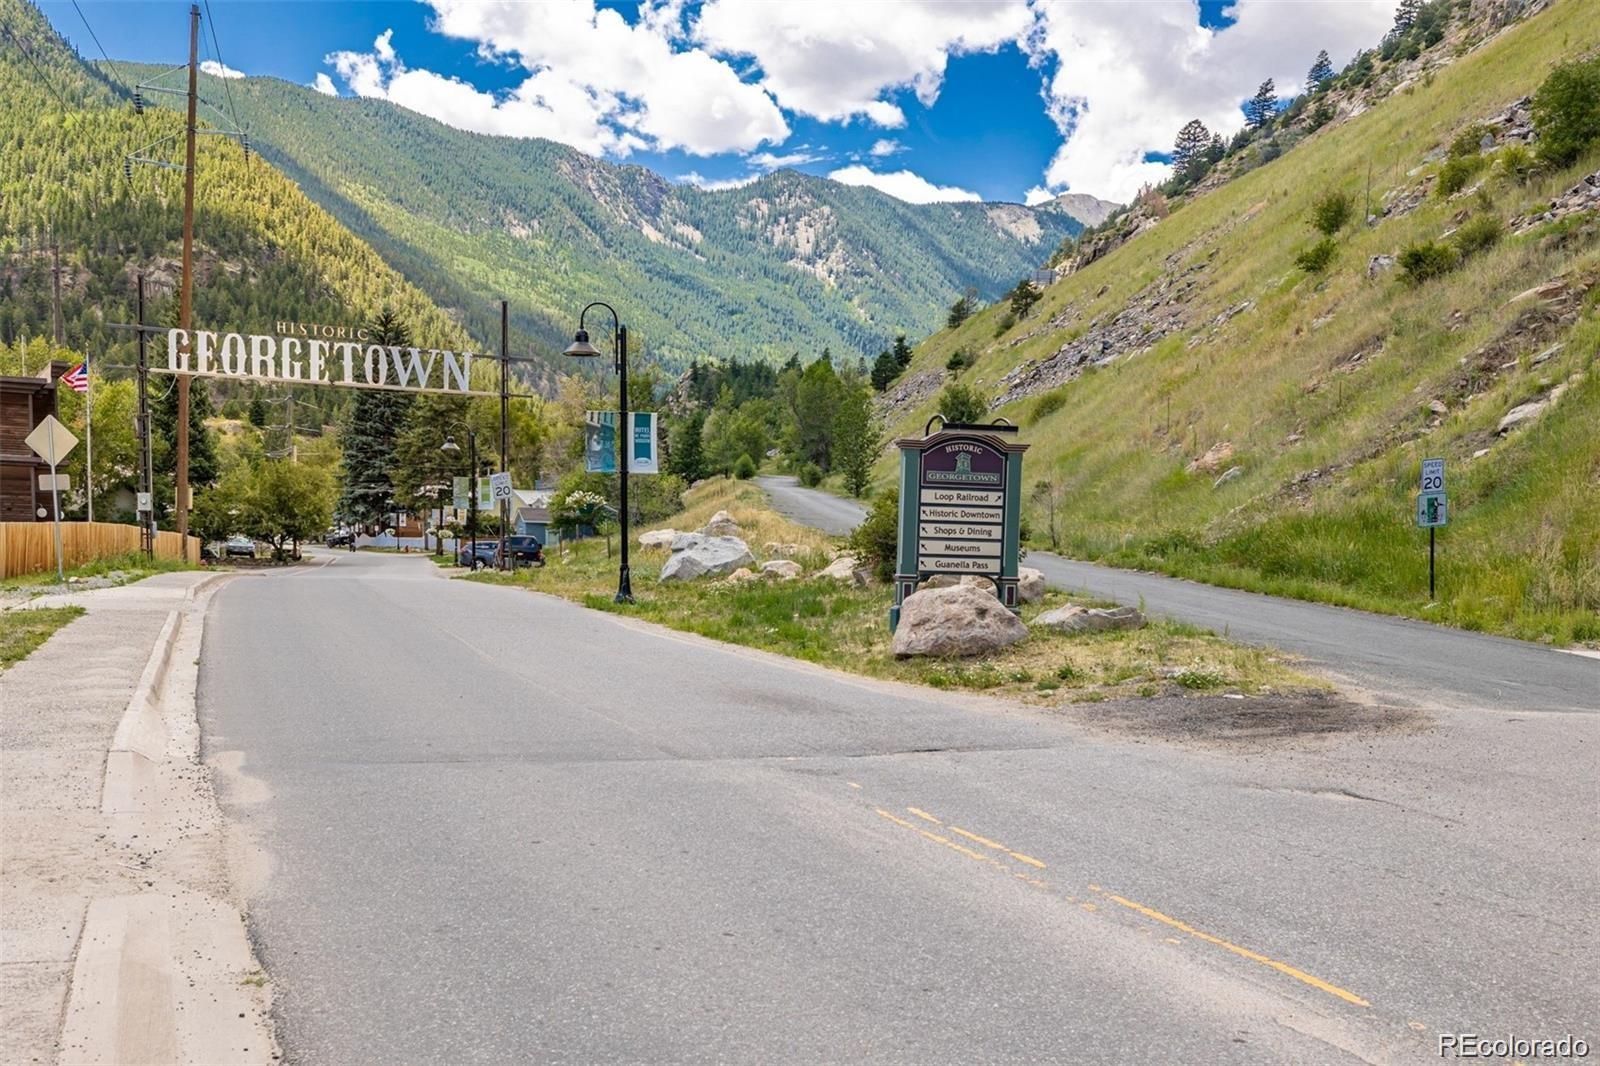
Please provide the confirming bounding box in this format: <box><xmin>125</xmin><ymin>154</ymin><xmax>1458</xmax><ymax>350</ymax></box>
<box><xmin>24</xmin><ymin>414</ymin><xmax>78</xmax><ymax>465</ymax></box>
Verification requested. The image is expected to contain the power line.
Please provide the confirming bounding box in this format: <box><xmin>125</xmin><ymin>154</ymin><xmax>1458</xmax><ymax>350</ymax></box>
<box><xmin>0</xmin><ymin>19</ymin><xmax>72</xmax><ymax>111</ymax></box>
<box><xmin>69</xmin><ymin>0</ymin><xmax>127</xmax><ymax>92</ymax></box>
<box><xmin>200</xmin><ymin>0</ymin><xmax>242</xmax><ymax>140</ymax></box>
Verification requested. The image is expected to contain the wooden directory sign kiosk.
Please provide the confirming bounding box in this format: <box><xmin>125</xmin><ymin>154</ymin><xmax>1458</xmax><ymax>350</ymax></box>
<box><xmin>890</xmin><ymin>420</ymin><xmax>1028</xmax><ymax>631</ymax></box>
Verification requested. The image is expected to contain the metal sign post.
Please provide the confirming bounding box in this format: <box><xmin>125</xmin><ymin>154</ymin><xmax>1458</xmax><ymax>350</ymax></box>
<box><xmin>890</xmin><ymin>420</ymin><xmax>1028</xmax><ymax>631</ymax></box>
<box><xmin>1416</xmin><ymin>458</ymin><xmax>1448</xmax><ymax>600</ymax></box>
<box><xmin>25</xmin><ymin>416</ymin><xmax>80</xmax><ymax>584</ymax></box>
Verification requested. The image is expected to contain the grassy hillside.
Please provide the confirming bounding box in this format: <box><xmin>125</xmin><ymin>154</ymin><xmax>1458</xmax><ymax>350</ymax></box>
<box><xmin>882</xmin><ymin>0</ymin><xmax>1599</xmax><ymax>644</ymax></box>
<box><xmin>114</xmin><ymin>66</ymin><xmax>1085</xmax><ymax>370</ymax></box>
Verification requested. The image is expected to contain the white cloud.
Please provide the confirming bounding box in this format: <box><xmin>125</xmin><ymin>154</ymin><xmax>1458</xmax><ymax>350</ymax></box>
<box><xmin>1027</xmin><ymin>0</ymin><xmax>1395</xmax><ymax>202</ymax></box>
<box><xmin>828</xmin><ymin>165</ymin><xmax>979</xmax><ymax>204</ymax></box>
<box><xmin>199</xmin><ymin>59</ymin><xmax>244</xmax><ymax>80</ymax></box>
<box><xmin>680</xmin><ymin>171</ymin><xmax>759</xmax><ymax>191</ymax></box>
<box><xmin>748</xmin><ymin>148</ymin><xmax>826</xmax><ymax>170</ymax></box>
<box><xmin>694</xmin><ymin>0</ymin><xmax>1031</xmax><ymax>126</ymax></box>
<box><xmin>311</xmin><ymin>72</ymin><xmax>337</xmax><ymax>96</ymax></box>
<box><xmin>1025</xmin><ymin>186</ymin><xmax>1055</xmax><ymax>207</ymax></box>
<box><xmin>869</xmin><ymin>138</ymin><xmax>902</xmax><ymax>158</ymax></box>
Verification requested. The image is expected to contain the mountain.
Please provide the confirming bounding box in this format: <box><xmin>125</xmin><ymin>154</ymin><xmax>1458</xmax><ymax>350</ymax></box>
<box><xmin>1039</xmin><ymin>193</ymin><xmax>1119</xmax><ymax>229</ymax></box>
<box><xmin>0</xmin><ymin>0</ymin><xmax>483</xmax><ymax>417</ymax></box>
<box><xmin>876</xmin><ymin>0</ymin><xmax>1600</xmax><ymax>644</ymax></box>
<box><xmin>115</xmin><ymin>65</ymin><xmax>1090</xmax><ymax>370</ymax></box>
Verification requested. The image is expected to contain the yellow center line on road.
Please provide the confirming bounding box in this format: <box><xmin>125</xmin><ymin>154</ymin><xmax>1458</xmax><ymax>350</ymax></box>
<box><xmin>1099</xmin><ymin>892</ymin><xmax>1371</xmax><ymax>1008</ymax></box>
<box><xmin>864</xmin><ymin>791</ymin><xmax>1369</xmax><ymax>1011</ymax></box>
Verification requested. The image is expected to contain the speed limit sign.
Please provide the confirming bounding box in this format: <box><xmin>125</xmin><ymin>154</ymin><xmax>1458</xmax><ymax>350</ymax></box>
<box><xmin>1420</xmin><ymin>458</ymin><xmax>1444</xmax><ymax>494</ymax></box>
<box><xmin>489</xmin><ymin>470</ymin><xmax>513</xmax><ymax>502</ymax></box>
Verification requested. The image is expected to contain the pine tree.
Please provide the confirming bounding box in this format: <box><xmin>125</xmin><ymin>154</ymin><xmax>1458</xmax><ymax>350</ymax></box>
<box><xmin>339</xmin><ymin>308</ymin><xmax>415</xmax><ymax>527</ymax></box>
<box><xmin>870</xmin><ymin>348</ymin><xmax>899</xmax><ymax>392</ymax></box>
<box><xmin>1009</xmin><ymin>278</ymin><xmax>1042</xmax><ymax>318</ymax></box>
<box><xmin>151</xmin><ymin>372</ymin><xmax>220</xmax><ymax>524</ymax></box>
<box><xmin>946</xmin><ymin>295</ymin><xmax>972</xmax><ymax>329</ymax></box>
<box><xmin>1245</xmin><ymin>79</ymin><xmax>1279</xmax><ymax>130</ymax></box>
<box><xmin>247</xmin><ymin>392</ymin><xmax>269</xmax><ymax>428</ymax></box>
<box><xmin>1306</xmin><ymin>50</ymin><xmax>1335</xmax><ymax>92</ymax></box>
<box><xmin>1172</xmin><ymin>119</ymin><xmax>1213</xmax><ymax>177</ymax></box>
<box><xmin>1392</xmin><ymin>0</ymin><xmax>1422</xmax><ymax>32</ymax></box>
<box><xmin>667</xmin><ymin>409</ymin><xmax>707</xmax><ymax>482</ymax></box>
<box><xmin>831</xmin><ymin>381</ymin><xmax>879</xmax><ymax>498</ymax></box>
<box><xmin>891</xmin><ymin>334</ymin><xmax>913</xmax><ymax>371</ymax></box>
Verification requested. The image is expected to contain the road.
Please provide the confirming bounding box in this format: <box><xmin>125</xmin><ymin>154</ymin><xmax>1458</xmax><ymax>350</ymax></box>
<box><xmin>200</xmin><ymin>551</ymin><xmax>1596</xmax><ymax>1063</ymax></box>
<box><xmin>756</xmin><ymin>475</ymin><xmax>1600</xmax><ymax>714</ymax></box>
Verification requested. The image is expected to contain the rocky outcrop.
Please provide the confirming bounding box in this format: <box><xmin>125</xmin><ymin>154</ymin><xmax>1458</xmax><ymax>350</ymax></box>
<box><xmin>761</xmin><ymin>559</ymin><xmax>803</xmax><ymax>580</ymax></box>
<box><xmin>1512</xmin><ymin>170</ymin><xmax>1600</xmax><ymax>234</ymax></box>
<box><xmin>1187</xmin><ymin>441</ymin><xmax>1235</xmax><ymax>475</ymax></box>
<box><xmin>891</xmin><ymin>585</ymin><xmax>1029</xmax><ymax>658</ymax></box>
<box><xmin>816</xmin><ymin>553</ymin><xmax>870</xmax><ymax>586</ymax></box>
<box><xmin>659</xmin><ymin>534</ymin><xmax>755</xmax><ymax>582</ymax></box>
<box><xmin>1018</xmin><ymin>567</ymin><xmax>1046</xmax><ymax>604</ymax></box>
<box><xmin>698</xmin><ymin>510</ymin><xmax>741</xmax><ymax>537</ymax></box>
<box><xmin>1034</xmin><ymin>605</ymin><xmax>1147</xmax><ymax>634</ymax></box>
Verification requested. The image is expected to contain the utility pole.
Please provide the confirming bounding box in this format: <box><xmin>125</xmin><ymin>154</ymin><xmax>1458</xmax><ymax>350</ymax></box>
<box><xmin>175</xmin><ymin>3</ymin><xmax>199</xmax><ymax>561</ymax></box>
<box><xmin>499</xmin><ymin>299</ymin><xmax>509</xmax><ymax>570</ymax></box>
<box><xmin>50</xmin><ymin>234</ymin><xmax>63</xmax><ymax>345</ymax></box>
<box><xmin>137</xmin><ymin>275</ymin><xmax>154</xmax><ymax>561</ymax></box>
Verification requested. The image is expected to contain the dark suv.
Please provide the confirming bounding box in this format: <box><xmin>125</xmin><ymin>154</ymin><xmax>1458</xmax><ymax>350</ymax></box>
<box><xmin>457</xmin><ymin>536</ymin><xmax>545</xmax><ymax>570</ymax></box>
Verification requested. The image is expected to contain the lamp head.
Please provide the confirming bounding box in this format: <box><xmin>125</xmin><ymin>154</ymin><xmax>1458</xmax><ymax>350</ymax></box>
<box><xmin>564</xmin><ymin>328</ymin><xmax>601</xmax><ymax>359</ymax></box>
<box><xmin>440</xmin><ymin>436</ymin><xmax>461</xmax><ymax>455</ymax></box>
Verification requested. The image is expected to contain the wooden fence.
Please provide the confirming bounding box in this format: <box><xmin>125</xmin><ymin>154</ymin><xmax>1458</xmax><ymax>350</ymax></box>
<box><xmin>0</xmin><ymin>521</ymin><xmax>201</xmax><ymax>578</ymax></box>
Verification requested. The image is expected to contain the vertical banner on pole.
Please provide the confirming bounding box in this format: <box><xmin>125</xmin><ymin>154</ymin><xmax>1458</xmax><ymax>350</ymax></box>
<box><xmin>630</xmin><ymin>412</ymin><xmax>659</xmax><ymax>475</ymax></box>
<box><xmin>585</xmin><ymin>411</ymin><xmax>618</xmax><ymax>473</ymax></box>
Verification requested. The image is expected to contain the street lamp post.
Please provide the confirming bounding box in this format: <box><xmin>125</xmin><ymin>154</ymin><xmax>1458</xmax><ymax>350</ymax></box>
<box><xmin>440</xmin><ymin>423</ymin><xmax>478</xmax><ymax>567</ymax></box>
<box><xmin>564</xmin><ymin>302</ymin><xmax>633</xmax><ymax>603</ymax></box>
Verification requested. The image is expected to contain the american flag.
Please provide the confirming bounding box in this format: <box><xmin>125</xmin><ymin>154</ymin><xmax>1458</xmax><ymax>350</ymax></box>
<box><xmin>61</xmin><ymin>362</ymin><xmax>89</xmax><ymax>393</ymax></box>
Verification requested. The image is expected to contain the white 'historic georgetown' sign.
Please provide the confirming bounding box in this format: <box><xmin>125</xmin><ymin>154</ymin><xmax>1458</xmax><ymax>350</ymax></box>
<box><xmin>154</xmin><ymin>327</ymin><xmax>495</xmax><ymax>396</ymax></box>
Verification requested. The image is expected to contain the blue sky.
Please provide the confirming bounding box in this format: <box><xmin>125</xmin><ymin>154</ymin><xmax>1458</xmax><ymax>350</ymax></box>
<box><xmin>41</xmin><ymin>1</ymin><xmax>1396</xmax><ymax>204</ymax></box>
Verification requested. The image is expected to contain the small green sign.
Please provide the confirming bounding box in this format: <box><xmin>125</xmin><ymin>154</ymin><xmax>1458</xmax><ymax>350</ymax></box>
<box><xmin>1416</xmin><ymin>491</ymin><xmax>1447</xmax><ymax>528</ymax></box>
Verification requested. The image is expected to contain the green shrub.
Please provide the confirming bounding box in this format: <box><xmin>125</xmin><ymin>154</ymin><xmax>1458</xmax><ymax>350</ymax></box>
<box><xmin>1436</xmin><ymin>153</ymin><xmax>1486</xmax><ymax>198</ymax></box>
<box><xmin>993</xmin><ymin>312</ymin><xmax>1016</xmax><ymax>338</ymax></box>
<box><xmin>1399</xmin><ymin>240</ymin><xmax>1461</xmax><ymax>283</ymax></box>
<box><xmin>1449</xmin><ymin>124</ymin><xmax>1492</xmax><ymax>159</ymax></box>
<box><xmin>797</xmin><ymin>461</ymin><xmax>823</xmax><ymax>488</ymax></box>
<box><xmin>945</xmin><ymin>348</ymin><xmax>976</xmax><ymax>374</ymax></box>
<box><xmin>1309</xmin><ymin>190</ymin><xmax>1352</xmax><ymax>235</ymax></box>
<box><xmin>938</xmin><ymin>381</ymin><xmax>990</xmax><ymax>424</ymax></box>
<box><xmin>1531</xmin><ymin>55</ymin><xmax>1600</xmax><ymax>167</ymax></box>
<box><xmin>1451</xmin><ymin>214</ymin><xmax>1503</xmax><ymax>257</ymax></box>
<box><xmin>1295</xmin><ymin>237</ymin><xmax>1339</xmax><ymax>273</ymax></box>
<box><xmin>732</xmin><ymin>454</ymin><xmax>756</xmax><ymax>480</ymax></box>
<box><xmin>1031</xmin><ymin>390</ymin><xmax>1067</xmax><ymax>423</ymax></box>
<box><xmin>847</xmin><ymin>487</ymin><xmax>899</xmax><ymax>583</ymax></box>
<box><xmin>1497</xmin><ymin>143</ymin><xmax>1536</xmax><ymax>184</ymax></box>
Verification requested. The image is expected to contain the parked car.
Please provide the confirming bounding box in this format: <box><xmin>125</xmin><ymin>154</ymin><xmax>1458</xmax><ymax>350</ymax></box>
<box><xmin>325</xmin><ymin>528</ymin><xmax>354</xmax><ymax>547</ymax></box>
<box><xmin>455</xmin><ymin>536</ymin><xmax>546</xmax><ymax>570</ymax></box>
<box><xmin>456</xmin><ymin>541</ymin><xmax>500</xmax><ymax>570</ymax></box>
<box><xmin>502</xmin><ymin>535</ymin><xmax>546</xmax><ymax>568</ymax></box>
<box><xmin>223</xmin><ymin>535</ymin><xmax>256</xmax><ymax>559</ymax></box>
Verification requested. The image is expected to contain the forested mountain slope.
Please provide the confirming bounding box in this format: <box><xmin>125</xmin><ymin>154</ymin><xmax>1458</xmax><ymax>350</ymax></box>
<box><xmin>117</xmin><ymin>66</ymin><xmax>1089</xmax><ymax>370</ymax></box>
<box><xmin>880</xmin><ymin>0</ymin><xmax>1600</xmax><ymax>643</ymax></box>
<box><xmin>0</xmin><ymin>0</ymin><xmax>482</xmax><ymax>421</ymax></box>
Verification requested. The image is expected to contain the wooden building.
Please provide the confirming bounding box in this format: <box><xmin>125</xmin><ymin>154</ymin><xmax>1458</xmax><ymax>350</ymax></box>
<box><xmin>0</xmin><ymin>362</ymin><xmax>68</xmax><ymax>522</ymax></box>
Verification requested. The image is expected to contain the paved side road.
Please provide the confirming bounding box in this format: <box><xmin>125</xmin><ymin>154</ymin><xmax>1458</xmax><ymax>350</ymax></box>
<box><xmin>202</xmin><ymin>552</ymin><xmax>1597</xmax><ymax>1064</ymax></box>
<box><xmin>755</xmin><ymin>475</ymin><xmax>1599</xmax><ymax>713</ymax></box>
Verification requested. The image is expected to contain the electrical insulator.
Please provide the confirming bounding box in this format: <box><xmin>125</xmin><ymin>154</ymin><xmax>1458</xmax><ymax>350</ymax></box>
<box><xmin>241</xmin><ymin>134</ymin><xmax>251</xmax><ymax>161</ymax></box>
<box><xmin>133</xmin><ymin>89</ymin><xmax>143</xmax><ymax>114</ymax></box>
<box><xmin>123</xmin><ymin>157</ymin><xmax>133</xmax><ymax>181</ymax></box>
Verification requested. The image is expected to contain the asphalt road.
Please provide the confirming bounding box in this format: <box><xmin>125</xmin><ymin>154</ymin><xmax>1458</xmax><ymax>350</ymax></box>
<box><xmin>756</xmin><ymin>475</ymin><xmax>1599</xmax><ymax>714</ymax></box>
<box><xmin>201</xmin><ymin>552</ymin><xmax>1597</xmax><ymax>1064</ymax></box>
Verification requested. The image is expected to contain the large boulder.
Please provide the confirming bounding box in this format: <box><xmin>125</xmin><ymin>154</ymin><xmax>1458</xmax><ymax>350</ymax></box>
<box><xmin>659</xmin><ymin>535</ymin><xmax>756</xmax><ymax>582</ymax></box>
<box><xmin>761</xmin><ymin>559</ymin><xmax>803</xmax><ymax>581</ymax></box>
<box><xmin>699</xmin><ymin>509</ymin><xmax>742</xmax><ymax>537</ymax></box>
<box><xmin>817</xmin><ymin>553</ymin><xmax>868</xmax><ymax>585</ymax></box>
<box><xmin>1017</xmin><ymin>567</ymin><xmax>1046</xmax><ymax>603</ymax></box>
<box><xmin>1035</xmin><ymin>604</ymin><xmax>1146</xmax><ymax>634</ymax></box>
<box><xmin>922</xmin><ymin>574</ymin><xmax>990</xmax><ymax>591</ymax></box>
<box><xmin>639</xmin><ymin>528</ymin><xmax>679</xmax><ymax>550</ymax></box>
<box><xmin>891</xmin><ymin>585</ymin><xmax>1029</xmax><ymax>659</ymax></box>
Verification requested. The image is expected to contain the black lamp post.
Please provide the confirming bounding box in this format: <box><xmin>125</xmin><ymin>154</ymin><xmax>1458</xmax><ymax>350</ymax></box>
<box><xmin>564</xmin><ymin>302</ymin><xmax>633</xmax><ymax>603</ymax></box>
<box><xmin>440</xmin><ymin>423</ymin><xmax>478</xmax><ymax>567</ymax></box>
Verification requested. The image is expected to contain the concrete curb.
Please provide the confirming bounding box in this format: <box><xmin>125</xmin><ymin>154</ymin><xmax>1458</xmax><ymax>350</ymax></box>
<box><xmin>59</xmin><ymin>572</ymin><xmax>275</xmax><ymax>1065</ymax></box>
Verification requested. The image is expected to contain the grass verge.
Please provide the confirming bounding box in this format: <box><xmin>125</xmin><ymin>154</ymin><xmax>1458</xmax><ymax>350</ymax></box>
<box><xmin>0</xmin><ymin>606</ymin><xmax>86</xmax><ymax>669</ymax></box>
<box><xmin>463</xmin><ymin>479</ymin><xmax>1320</xmax><ymax>703</ymax></box>
<box><xmin>0</xmin><ymin>552</ymin><xmax>196</xmax><ymax>594</ymax></box>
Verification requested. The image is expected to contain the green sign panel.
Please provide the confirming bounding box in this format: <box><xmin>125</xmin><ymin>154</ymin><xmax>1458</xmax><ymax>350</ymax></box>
<box><xmin>891</xmin><ymin>424</ymin><xmax>1028</xmax><ymax>630</ymax></box>
<box><xmin>1416</xmin><ymin>491</ymin><xmax>1447</xmax><ymax>528</ymax></box>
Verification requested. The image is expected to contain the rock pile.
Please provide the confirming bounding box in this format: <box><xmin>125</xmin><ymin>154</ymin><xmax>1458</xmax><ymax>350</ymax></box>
<box><xmin>659</xmin><ymin>533</ymin><xmax>756</xmax><ymax>582</ymax></box>
<box><xmin>1512</xmin><ymin>170</ymin><xmax>1600</xmax><ymax>234</ymax></box>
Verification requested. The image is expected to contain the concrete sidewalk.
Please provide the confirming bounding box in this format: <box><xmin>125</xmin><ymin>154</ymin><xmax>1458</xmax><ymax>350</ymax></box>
<box><xmin>1</xmin><ymin>572</ymin><xmax>274</xmax><ymax>1065</ymax></box>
